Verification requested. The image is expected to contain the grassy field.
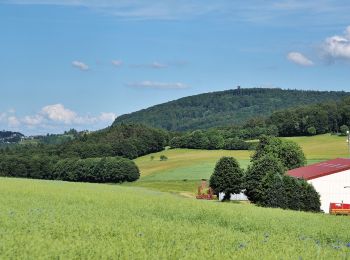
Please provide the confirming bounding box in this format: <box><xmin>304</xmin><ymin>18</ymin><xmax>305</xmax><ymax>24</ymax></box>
<box><xmin>128</xmin><ymin>134</ymin><xmax>349</xmax><ymax>193</ymax></box>
<box><xmin>286</xmin><ymin>134</ymin><xmax>350</xmax><ymax>160</ymax></box>
<box><xmin>129</xmin><ymin>149</ymin><xmax>251</xmax><ymax>193</ymax></box>
<box><xmin>1</xmin><ymin>177</ymin><xmax>350</xmax><ymax>259</ymax></box>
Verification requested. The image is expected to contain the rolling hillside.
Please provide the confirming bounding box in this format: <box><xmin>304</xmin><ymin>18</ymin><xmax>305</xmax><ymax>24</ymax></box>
<box><xmin>129</xmin><ymin>134</ymin><xmax>349</xmax><ymax>194</ymax></box>
<box><xmin>1</xmin><ymin>177</ymin><xmax>350</xmax><ymax>259</ymax></box>
<box><xmin>113</xmin><ymin>88</ymin><xmax>350</xmax><ymax>131</ymax></box>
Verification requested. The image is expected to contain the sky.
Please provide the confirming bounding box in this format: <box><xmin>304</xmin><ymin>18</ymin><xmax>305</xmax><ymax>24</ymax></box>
<box><xmin>1</xmin><ymin>0</ymin><xmax>350</xmax><ymax>135</ymax></box>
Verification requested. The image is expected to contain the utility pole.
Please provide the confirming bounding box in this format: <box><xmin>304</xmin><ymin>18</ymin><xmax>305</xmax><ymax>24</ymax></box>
<box><xmin>347</xmin><ymin>131</ymin><xmax>350</xmax><ymax>158</ymax></box>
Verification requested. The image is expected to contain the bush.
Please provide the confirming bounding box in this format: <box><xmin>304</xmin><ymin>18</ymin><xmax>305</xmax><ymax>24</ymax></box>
<box><xmin>307</xmin><ymin>126</ymin><xmax>317</xmax><ymax>136</ymax></box>
<box><xmin>340</xmin><ymin>125</ymin><xmax>349</xmax><ymax>136</ymax></box>
<box><xmin>223</xmin><ymin>138</ymin><xmax>250</xmax><ymax>150</ymax></box>
<box><xmin>210</xmin><ymin>157</ymin><xmax>244</xmax><ymax>201</ymax></box>
<box><xmin>160</xmin><ymin>155</ymin><xmax>168</xmax><ymax>161</ymax></box>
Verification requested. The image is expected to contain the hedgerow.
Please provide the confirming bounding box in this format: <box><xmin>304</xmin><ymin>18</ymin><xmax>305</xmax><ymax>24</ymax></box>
<box><xmin>0</xmin><ymin>155</ymin><xmax>139</xmax><ymax>183</ymax></box>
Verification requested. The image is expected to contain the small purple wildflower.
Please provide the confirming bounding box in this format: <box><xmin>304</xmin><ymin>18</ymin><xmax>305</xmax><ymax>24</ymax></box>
<box><xmin>332</xmin><ymin>244</ymin><xmax>341</xmax><ymax>250</ymax></box>
<box><xmin>238</xmin><ymin>243</ymin><xmax>246</xmax><ymax>249</ymax></box>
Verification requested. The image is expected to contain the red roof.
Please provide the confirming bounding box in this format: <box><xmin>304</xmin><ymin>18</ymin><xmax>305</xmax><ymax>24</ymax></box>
<box><xmin>287</xmin><ymin>158</ymin><xmax>350</xmax><ymax>180</ymax></box>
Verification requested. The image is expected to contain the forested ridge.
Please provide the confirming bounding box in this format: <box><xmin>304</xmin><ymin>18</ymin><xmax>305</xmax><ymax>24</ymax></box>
<box><xmin>268</xmin><ymin>97</ymin><xmax>350</xmax><ymax>136</ymax></box>
<box><xmin>0</xmin><ymin>124</ymin><xmax>168</xmax><ymax>183</ymax></box>
<box><xmin>113</xmin><ymin>88</ymin><xmax>350</xmax><ymax>131</ymax></box>
<box><xmin>0</xmin><ymin>131</ymin><xmax>24</xmax><ymax>143</ymax></box>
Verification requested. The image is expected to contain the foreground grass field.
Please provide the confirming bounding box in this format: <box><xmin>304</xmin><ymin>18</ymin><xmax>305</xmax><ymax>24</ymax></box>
<box><xmin>130</xmin><ymin>134</ymin><xmax>349</xmax><ymax>193</ymax></box>
<box><xmin>1</xmin><ymin>177</ymin><xmax>350</xmax><ymax>259</ymax></box>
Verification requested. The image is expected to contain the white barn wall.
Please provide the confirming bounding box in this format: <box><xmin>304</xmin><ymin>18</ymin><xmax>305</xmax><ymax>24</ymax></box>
<box><xmin>308</xmin><ymin>169</ymin><xmax>350</xmax><ymax>213</ymax></box>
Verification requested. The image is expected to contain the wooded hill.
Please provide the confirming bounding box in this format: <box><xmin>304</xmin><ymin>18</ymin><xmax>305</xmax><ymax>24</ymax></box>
<box><xmin>0</xmin><ymin>124</ymin><xmax>167</xmax><ymax>183</ymax></box>
<box><xmin>0</xmin><ymin>131</ymin><xmax>24</xmax><ymax>143</ymax></box>
<box><xmin>113</xmin><ymin>88</ymin><xmax>350</xmax><ymax>131</ymax></box>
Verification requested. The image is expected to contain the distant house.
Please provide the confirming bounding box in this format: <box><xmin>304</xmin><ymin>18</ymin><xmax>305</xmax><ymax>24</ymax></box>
<box><xmin>287</xmin><ymin>158</ymin><xmax>350</xmax><ymax>213</ymax></box>
<box><xmin>218</xmin><ymin>191</ymin><xmax>248</xmax><ymax>202</ymax></box>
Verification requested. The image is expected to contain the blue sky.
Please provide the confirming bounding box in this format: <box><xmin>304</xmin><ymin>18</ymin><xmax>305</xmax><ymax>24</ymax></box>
<box><xmin>1</xmin><ymin>0</ymin><xmax>350</xmax><ymax>135</ymax></box>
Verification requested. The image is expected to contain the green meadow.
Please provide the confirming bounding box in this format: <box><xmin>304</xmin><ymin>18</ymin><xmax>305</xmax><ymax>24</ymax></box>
<box><xmin>286</xmin><ymin>134</ymin><xmax>350</xmax><ymax>160</ymax></box>
<box><xmin>129</xmin><ymin>134</ymin><xmax>349</xmax><ymax>193</ymax></box>
<box><xmin>1</xmin><ymin>177</ymin><xmax>350</xmax><ymax>259</ymax></box>
<box><xmin>2</xmin><ymin>134</ymin><xmax>350</xmax><ymax>259</ymax></box>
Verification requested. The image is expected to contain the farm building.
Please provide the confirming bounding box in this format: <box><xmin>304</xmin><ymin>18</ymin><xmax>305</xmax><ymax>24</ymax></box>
<box><xmin>287</xmin><ymin>158</ymin><xmax>350</xmax><ymax>213</ymax></box>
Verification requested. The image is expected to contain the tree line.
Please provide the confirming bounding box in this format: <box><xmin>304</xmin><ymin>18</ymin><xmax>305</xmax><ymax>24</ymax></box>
<box><xmin>0</xmin><ymin>155</ymin><xmax>139</xmax><ymax>183</ymax></box>
<box><xmin>204</xmin><ymin>97</ymin><xmax>350</xmax><ymax>139</ymax></box>
<box><xmin>210</xmin><ymin>136</ymin><xmax>320</xmax><ymax>212</ymax></box>
<box><xmin>161</xmin><ymin>95</ymin><xmax>350</xmax><ymax>151</ymax></box>
<box><xmin>170</xmin><ymin>130</ymin><xmax>253</xmax><ymax>150</ymax></box>
<box><xmin>0</xmin><ymin>124</ymin><xmax>168</xmax><ymax>183</ymax></box>
<box><xmin>267</xmin><ymin>97</ymin><xmax>350</xmax><ymax>136</ymax></box>
<box><xmin>1</xmin><ymin>124</ymin><xmax>169</xmax><ymax>160</ymax></box>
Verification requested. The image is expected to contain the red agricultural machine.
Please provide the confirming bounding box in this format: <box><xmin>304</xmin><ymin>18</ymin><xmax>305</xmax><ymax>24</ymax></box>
<box><xmin>196</xmin><ymin>179</ymin><xmax>216</xmax><ymax>200</ymax></box>
<box><xmin>329</xmin><ymin>202</ymin><xmax>350</xmax><ymax>215</ymax></box>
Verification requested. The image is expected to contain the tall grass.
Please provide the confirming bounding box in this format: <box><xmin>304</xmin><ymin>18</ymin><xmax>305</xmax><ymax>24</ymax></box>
<box><xmin>1</xmin><ymin>177</ymin><xmax>350</xmax><ymax>259</ymax></box>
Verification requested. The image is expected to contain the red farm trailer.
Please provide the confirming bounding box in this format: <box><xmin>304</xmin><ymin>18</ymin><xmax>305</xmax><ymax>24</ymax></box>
<box><xmin>329</xmin><ymin>203</ymin><xmax>350</xmax><ymax>215</ymax></box>
<box><xmin>196</xmin><ymin>179</ymin><xmax>216</xmax><ymax>200</ymax></box>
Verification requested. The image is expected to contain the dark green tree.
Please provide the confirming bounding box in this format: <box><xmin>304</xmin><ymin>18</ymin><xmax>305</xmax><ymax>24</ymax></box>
<box><xmin>209</xmin><ymin>157</ymin><xmax>244</xmax><ymax>201</ymax></box>
<box><xmin>244</xmin><ymin>154</ymin><xmax>285</xmax><ymax>203</ymax></box>
<box><xmin>279</xmin><ymin>140</ymin><xmax>306</xmax><ymax>170</ymax></box>
<box><xmin>340</xmin><ymin>125</ymin><xmax>349</xmax><ymax>136</ymax></box>
<box><xmin>299</xmin><ymin>179</ymin><xmax>321</xmax><ymax>212</ymax></box>
<box><xmin>259</xmin><ymin>172</ymin><xmax>286</xmax><ymax>208</ymax></box>
<box><xmin>252</xmin><ymin>136</ymin><xmax>305</xmax><ymax>170</ymax></box>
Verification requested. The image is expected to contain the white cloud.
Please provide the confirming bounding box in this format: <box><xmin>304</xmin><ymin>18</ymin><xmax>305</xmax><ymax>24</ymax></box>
<box><xmin>3</xmin><ymin>0</ymin><xmax>223</xmax><ymax>20</ymax></box>
<box><xmin>38</xmin><ymin>104</ymin><xmax>116</xmax><ymax>126</ymax></box>
<box><xmin>72</xmin><ymin>60</ymin><xmax>89</xmax><ymax>71</ymax></box>
<box><xmin>112</xmin><ymin>60</ymin><xmax>123</xmax><ymax>67</ymax></box>
<box><xmin>131</xmin><ymin>61</ymin><xmax>169</xmax><ymax>69</ymax></box>
<box><xmin>0</xmin><ymin>112</ymin><xmax>7</xmax><ymax>122</ymax></box>
<box><xmin>99</xmin><ymin>112</ymin><xmax>116</xmax><ymax>122</ymax></box>
<box><xmin>322</xmin><ymin>26</ymin><xmax>350</xmax><ymax>61</ymax></box>
<box><xmin>0</xmin><ymin>104</ymin><xmax>117</xmax><ymax>135</ymax></box>
<box><xmin>127</xmin><ymin>80</ymin><xmax>189</xmax><ymax>89</ymax></box>
<box><xmin>22</xmin><ymin>115</ymin><xmax>44</xmax><ymax>126</ymax></box>
<box><xmin>287</xmin><ymin>52</ymin><xmax>314</xmax><ymax>66</ymax></box>
<box><xmin>4</xmin><ymin>0</ymin><xmax>350</xmax><ymax>25</ymax></box>
<box><xmin>151</xmin><ymin>62</ymin><xmax>168</xmax><ymax>69</ymax></box>
<box><xmin>7</xmin><ymin>116</ymin><xmax>20</xmax><ymax>127</ymax></box>
<box><xmin>41</xmin><ymin>104</ymin><xmax>77</xmax><ymax>124</ymax></box>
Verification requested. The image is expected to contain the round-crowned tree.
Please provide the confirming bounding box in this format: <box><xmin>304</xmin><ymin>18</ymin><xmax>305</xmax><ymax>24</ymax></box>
<box><xmin>209</xmin><ymin>157</ymin><xmax>244</xmax><ymax>201</ymax></box>
<box><xmin>279</xmin><ymin>140</ymin><xmax>306</xmax><ymax>170</ymax></box>
<box><xmin>244</xmin><ymin>154</ymin><xmax>285</xmax><ymax>203</ymax></box>
<box><xmin>252</xmin><ymin>135</ymin><xmax>306</xmax><ymax>170</ymax></box>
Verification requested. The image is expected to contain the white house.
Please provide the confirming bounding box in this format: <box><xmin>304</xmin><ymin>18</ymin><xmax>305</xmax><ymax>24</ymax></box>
<box><xmin>218</xmin><ymin>191</ymin><xmax>248</xmax><ymax>202</ymax></box>
<box><xmin>287</xmin><ymin>158</ymin><xmax>350</xmax><ymax>213</ymax></box>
